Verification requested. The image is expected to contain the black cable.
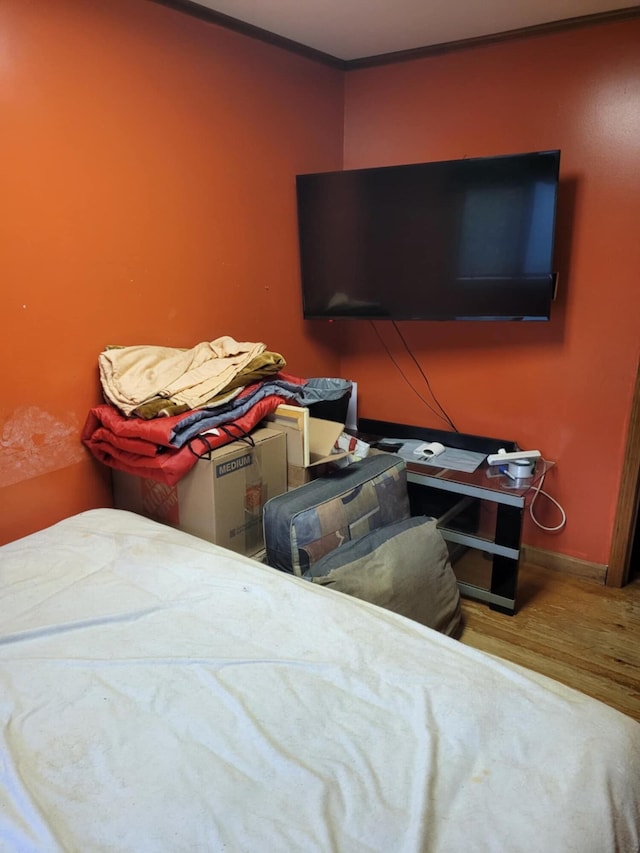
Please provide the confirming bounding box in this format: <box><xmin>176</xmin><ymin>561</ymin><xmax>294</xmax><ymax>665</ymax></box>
<box><xmin>187</xmin><ymin>423</ymin><xmax>256</xmax><ymax>460</ymax></box>
<box><xmin>392</xmin><ymin>321</ymin><xmax>459</xmax><ymax>432</ymax></box>
<box><xmin>369</xmin><ymin>320</ymin><xmax>459</xmax><ymax>432</ymax></box>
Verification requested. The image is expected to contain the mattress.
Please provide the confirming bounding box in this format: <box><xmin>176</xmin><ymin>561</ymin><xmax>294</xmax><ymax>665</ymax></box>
<box><xmin>1</xmin><ymin>509</ymin><xmax>639</xmax><ymax>852</ymax></box>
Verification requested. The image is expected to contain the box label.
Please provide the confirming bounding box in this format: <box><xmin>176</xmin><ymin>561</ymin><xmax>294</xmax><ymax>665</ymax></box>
<box><xmin>140</xmin><ymin>478</ymin><xmax>180</xmax><ymax>525</ymax></box>
<box><xmin>245</xmin><ymin>481</ymin><xmax>263</xmax><ymax>511</ymax></box>
<box><xmin>216</xmin><ymin>452</ymin><xmax>253</xmax><ymax>478</ymax></box>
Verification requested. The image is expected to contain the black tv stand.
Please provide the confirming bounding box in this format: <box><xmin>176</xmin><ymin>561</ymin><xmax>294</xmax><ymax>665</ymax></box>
<box><xmin>357</xmin><ymin>419</ymin><xmax>547</xmax><ymax>615</ymax></box>
<box><xmin>357</xmin><ymin>418</ymin><xmax>518</xmax><ymax>456</ymax></box>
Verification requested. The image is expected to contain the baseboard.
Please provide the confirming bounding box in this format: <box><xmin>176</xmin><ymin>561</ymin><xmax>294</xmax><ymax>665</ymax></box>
<box><xmin>522</xmin><ymin>545</ymin><xmax>606</xmax><ymax>584</ymax></box>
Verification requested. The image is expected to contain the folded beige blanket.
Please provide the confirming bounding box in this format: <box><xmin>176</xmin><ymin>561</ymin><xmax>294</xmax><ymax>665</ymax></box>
<box><xmin>99</xmin><ymin>336</ymin><xmax>266</xmax><ymax>415</ymax></box>
<box><xmin>131</xmin><ymin>350</ymin><xmax>287</xmax><ymax>419</ymax></box>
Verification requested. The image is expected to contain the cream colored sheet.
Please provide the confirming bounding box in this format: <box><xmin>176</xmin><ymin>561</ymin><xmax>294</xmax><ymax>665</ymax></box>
<box><xmin>1</xmin><ymin>509</ymin><xmax>639</xmax><ymax>853</ymax></box>
<box><xmin>98</xmin><ymin>336</ymin><xmax>266</xmax><ymax>414</ymax></box>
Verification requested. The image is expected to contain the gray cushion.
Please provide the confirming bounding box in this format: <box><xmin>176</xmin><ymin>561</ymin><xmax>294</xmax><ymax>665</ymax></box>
<box><xmin>263</xmin><ymin>454</ymin><xmax>409</xmax><ymax>576</ymax></box>
<box><xmin>304</xmin><ymin>516</ymin><xmax>461</xmax><ymax>637</ymax></box>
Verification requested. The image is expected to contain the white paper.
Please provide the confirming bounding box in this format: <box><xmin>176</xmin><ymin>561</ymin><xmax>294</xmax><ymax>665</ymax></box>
<box><xmin>395</xmin><ymin>439</ymin><xmax>486</xmax><ymax>473</ymax></box>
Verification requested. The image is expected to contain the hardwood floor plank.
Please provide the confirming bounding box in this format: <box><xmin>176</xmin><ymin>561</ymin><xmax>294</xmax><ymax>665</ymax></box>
<box><xmin>457</xmin><ymin>560</ymin><xmax>640</xmax><ymax>722</ymax></box>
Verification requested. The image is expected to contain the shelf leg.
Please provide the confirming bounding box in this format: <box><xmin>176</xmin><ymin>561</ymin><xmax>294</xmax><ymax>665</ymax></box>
<box><xmin>489</xmin><ymin>504</ymin><xmax>523</xmax><ymax>614</ymax></box>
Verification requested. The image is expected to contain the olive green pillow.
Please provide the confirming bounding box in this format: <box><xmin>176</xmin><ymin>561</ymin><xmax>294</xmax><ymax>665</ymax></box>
<box><xmin>304</xmin><ymin>516</ymin><xmax>461</xmax><ymax>637</ymax></box>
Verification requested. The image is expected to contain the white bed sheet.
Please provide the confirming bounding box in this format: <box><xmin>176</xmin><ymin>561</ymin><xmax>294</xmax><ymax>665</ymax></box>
<box><xmin>1</xmin><ymin>509</ymin><xmax>639</xmax><ymax>852</ymax></box>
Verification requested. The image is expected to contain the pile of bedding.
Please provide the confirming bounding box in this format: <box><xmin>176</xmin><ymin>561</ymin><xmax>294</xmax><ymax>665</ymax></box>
<box><xmin>82</xmin><ymin>336</ymin><xmax>351</xmax><ymax>485</ymax></box>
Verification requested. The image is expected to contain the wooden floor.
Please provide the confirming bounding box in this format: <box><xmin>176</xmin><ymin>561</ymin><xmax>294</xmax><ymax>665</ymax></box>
<box><xmin>456</xmin><ymin>556</ymin><xmax>640</xmax><ymax>722</ymax></box>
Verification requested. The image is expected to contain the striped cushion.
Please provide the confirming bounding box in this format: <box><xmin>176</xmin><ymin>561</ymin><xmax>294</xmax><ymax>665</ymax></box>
<box><xmin>263</xmin><ymin>454</ymin><xmax>409</xmax><ymax>576</ymax></box>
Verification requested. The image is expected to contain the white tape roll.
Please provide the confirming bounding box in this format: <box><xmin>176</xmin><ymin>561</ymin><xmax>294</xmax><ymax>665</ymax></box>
<box><xmin>508</xmin><ymin>459</ymin><xmax>535</xmax><ymax>479</ymax></box>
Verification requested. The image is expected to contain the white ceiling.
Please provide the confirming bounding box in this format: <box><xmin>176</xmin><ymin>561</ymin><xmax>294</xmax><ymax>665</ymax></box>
<box><xmin>188</xmin><ymin>0</ymin><xmax>638</xmax><ymax>61</ymax></box>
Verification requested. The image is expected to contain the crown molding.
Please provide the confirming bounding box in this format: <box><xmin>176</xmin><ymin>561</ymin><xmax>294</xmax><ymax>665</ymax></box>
<box><xmin>149</xmin><ymin>2</ymin><xmax>640</xmax><ymax>70</ymax></box>
<box><xmin>345</xmin><ymin>7</ymin><xmax>640</xmax><ymax>69</ymax></box>
<box><xmin>147</xmin><ymin>0</ymin><xmax>347</xmax><ymax>69</ymax></box>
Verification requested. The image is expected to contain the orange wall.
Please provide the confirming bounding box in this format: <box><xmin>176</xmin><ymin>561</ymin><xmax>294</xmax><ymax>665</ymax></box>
<box><xmin>0</xmin><ymin>0</ymin><xmax>343</xmax><ymax>543</ymax></box>
<box><xmin>2</xmin><ymin>2</ymin><xmax>638</xmax><ymax>570</ymax></box>
<box><xmin>340</xmin><ymin>19</ymin><xmax>640</xmax><ymax>565</ymax></box>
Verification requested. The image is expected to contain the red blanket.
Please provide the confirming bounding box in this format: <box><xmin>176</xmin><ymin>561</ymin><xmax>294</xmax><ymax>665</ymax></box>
<box><xmin>82</xmin><ymin>393</ymin><xmax>290</xmax><ymax>486</ymax></box>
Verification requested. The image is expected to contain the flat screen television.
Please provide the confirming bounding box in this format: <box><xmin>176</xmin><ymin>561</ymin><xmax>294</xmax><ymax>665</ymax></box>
<box><xmin>296</xmin><ymin>150</ymin><xmax>560</xmax><ymax>321</ymax></box>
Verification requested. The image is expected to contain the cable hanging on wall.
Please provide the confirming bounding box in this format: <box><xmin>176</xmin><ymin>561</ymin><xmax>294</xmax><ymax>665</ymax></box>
<box><xmin>369</xmin><ymin>320</ymin><xmax>459</xmax><ymax>432</ymax></box>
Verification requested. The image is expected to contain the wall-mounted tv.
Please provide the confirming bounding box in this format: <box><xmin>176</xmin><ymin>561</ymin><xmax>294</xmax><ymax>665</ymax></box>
<box><xmin>296</xmin><ymin>150</ymin><xmax>560</xmax><ymax>321</ymax></box>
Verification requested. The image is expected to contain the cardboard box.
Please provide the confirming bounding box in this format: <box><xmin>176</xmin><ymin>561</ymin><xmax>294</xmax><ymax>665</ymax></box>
<box><xmin>112</xmin><ymin>427</ymin><xmax>287</xmax><ymax>556</ymax></box>
<box><xmin>286</xmin><ymin>460</ymin><xmax>333</xmax><ymax>489</ymax></box>
<box><xmin>263</xmin><ymin>404</ymin><xmax>348</xmax><ymax>488</ymax></box>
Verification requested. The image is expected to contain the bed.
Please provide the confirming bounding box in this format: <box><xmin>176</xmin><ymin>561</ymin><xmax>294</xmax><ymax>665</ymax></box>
<box><xmin>1</xmin><ymin>509</ymin><xmax>639</xmax><ymax>852</ymax></box>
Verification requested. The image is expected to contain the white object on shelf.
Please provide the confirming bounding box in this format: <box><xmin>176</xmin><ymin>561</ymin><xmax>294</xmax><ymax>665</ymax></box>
<box><xmin>414</xmin><ymin>441</ymin><xmax>446</xmax><ymax>459</ymax></box>
<box><xmin>398</xmin><ymin>440</ymin><xmax>485</xmax><ymax>473</ymax></box>
<box><xmin>487</xmin><ymin>449</ymin><xmax>541</xmax><ymax>466</ymax></box>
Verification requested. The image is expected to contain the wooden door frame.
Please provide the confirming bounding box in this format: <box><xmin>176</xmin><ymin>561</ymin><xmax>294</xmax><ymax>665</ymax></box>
<box><xmin>607</xmin><ymin>359</ymin><xmax>640</xmax><ymax>586</ymax></box>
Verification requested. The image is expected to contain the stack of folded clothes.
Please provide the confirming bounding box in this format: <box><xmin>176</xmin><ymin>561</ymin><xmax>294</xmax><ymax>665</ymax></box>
<box><xmin>82</xmin><ymin>336</ymin><xmax>351</xmax><ymax>486</ymax></box>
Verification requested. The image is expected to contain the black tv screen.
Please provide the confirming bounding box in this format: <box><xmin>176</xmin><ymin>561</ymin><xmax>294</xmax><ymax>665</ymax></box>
<box><xmin>296</xmin><ymin>150</ymin><xmax>560</xmax><ymax>321</ymax></box>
